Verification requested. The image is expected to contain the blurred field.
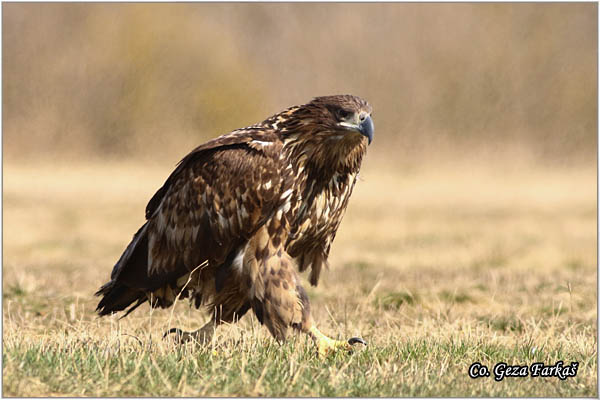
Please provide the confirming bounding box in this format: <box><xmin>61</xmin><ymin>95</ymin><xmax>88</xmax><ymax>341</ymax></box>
<box><xmin>2</xmin><ymin>160</ymin><xmax>596</xmax><ymax>396</ymax></box>
<box><xmin>2</xmin><ymin>3</ymin><xmax>597</xmax><ymax>166</ymax></box>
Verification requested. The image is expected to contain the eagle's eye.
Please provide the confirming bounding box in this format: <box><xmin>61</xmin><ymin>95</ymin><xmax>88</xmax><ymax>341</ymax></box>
<box><xmin>336</xmin><ymin>109</ymin><xmax>353</xmax><ymax>121</ymax></box>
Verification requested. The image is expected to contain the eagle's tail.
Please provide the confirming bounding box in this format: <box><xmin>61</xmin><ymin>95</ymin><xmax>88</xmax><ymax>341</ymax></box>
<box><xmin>95</xmin><ymin>281</ymin><xmax>146</xmax><ymax>317</ymax></box>
<box><xmin>95</xmin><ymin>222</ymin><xmax>150</xmax><ymax>317</ymax></box>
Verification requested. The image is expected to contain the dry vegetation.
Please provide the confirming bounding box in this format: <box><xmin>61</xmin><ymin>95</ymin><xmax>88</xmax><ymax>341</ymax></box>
<box><xmin>2</xmin><ymin>3</ymin><xmax>596</xmax><ymax>165</ymax></box>
<box><xmin>2</xmin><ymin>159</ymin><xmax>596</xmax><ymax>396</ymax></box>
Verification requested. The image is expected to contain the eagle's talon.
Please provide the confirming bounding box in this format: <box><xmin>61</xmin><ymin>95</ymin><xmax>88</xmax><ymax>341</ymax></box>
<box><xmin>164</xmin><ymin>324</ymin><xmax>215</xmax><ymax>345</ymax></box>
<box><xmin>310</xmin><ymin>326</ymin><xmax>367</xmax><ymax>356</ymax></box>
<box><xmin>348</xmin><ymin>337</ymin><xmax>367</xmax><ymax>346</ymax></box>
<box><xmin>164</xmin><ymin>328</ymin><xmax>182</xmax><ymax>338</ymax></box>
<box><xmin>163</xmin><ymin>328</ymin><xmax>188</xmax><ymax>344</ymax></box>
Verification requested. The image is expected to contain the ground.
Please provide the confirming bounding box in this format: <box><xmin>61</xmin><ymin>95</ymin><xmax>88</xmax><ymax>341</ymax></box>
<box><xmin>2</xmin><ymin>160</ymin><xmax>597</xmax><ymax>396</ymax></box>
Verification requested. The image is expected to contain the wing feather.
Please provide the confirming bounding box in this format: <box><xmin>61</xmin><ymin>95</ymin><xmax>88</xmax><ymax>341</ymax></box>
<box><xmin>145</xmin><ymin>129</ymin><xmax>286</xmax><ymax>279</ymax></box>
<box><xmin>146</xmin><ymin>128</ymin><xmax>270</xmax><ymax>219</ymax></box>
<box><xmin>97</xmin><ymin>128</ymin><xmax>288</xmax><ymax>315</ymax></box>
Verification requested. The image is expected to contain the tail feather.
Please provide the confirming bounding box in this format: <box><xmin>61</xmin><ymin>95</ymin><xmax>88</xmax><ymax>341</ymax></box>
<box><xmin>95</xmin><ymin>281</ymin><xmax>146</xmax><ymax>316</ymax></box>
<box><xmin>96</xmin><ymin>222</ymin><xmax>151</xmax><ymax>317</ymax></box>
<box><xmin>96</xmin><ymin>220</ymin><xmax>194</xmax><ymax>317</ymax></box>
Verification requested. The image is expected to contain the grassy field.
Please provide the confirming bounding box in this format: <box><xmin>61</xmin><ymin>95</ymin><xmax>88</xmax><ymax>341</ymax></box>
<box><xmin>2</xmin><ymin>160</ymin><xmax>597</xmax><ymax>396</ymax></box>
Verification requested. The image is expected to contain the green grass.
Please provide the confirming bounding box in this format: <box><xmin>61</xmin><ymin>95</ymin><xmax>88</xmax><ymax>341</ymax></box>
<box><xmin>3</xmin><ymin>333</ymin><xmax>595</xmax><ymax>397</ymax></box>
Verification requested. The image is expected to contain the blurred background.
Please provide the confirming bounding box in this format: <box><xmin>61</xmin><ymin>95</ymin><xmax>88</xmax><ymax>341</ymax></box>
<box><xmin>3</xmin><ymin>2</ymin><xmax>597</xmax><ymax>167</ymax></box>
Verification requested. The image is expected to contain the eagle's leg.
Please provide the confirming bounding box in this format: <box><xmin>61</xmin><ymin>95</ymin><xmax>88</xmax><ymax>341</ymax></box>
<box><xmin>250</xmin><ymin>226</ymin><xmax>366</xmax><ymax>356</ymax></box>
<box><xmin>291</xmin><ymin>275</ymin><xmax>366</xmax><ymax>356</ymax></box>
<box><xmin>165</xmin><ymin>301</ymin><xmax>251</xmax><ymax>345</ymax></box>
<box><xmin>165</xmin><ymin>319</ymin><xmax>216</xmax><ymax>345</ymax></box>
<box><xmin>299</xmin><ymin>315</ymin><xmax>367</xmax><ymax>357</ymax></box>
<box><xmin>261</xmin><ymin>266</ymin><xmax>366</xmax><ymax>356</ymax></box>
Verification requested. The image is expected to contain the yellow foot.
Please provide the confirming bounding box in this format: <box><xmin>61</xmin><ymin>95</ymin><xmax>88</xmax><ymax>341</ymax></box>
<box><xmin>310</xmin><ymin>326</ymin><xmax>367</xmax><ymax>357</ymax></box>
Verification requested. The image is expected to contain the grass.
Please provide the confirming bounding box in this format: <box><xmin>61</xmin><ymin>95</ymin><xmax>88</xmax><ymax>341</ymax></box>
<box><xmin>2</xmin><ymin>159</ymin><xmax>597</xmax><ymax>396</ymax></box>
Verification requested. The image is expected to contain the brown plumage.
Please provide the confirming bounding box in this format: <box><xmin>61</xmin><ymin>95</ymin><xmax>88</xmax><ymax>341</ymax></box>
<box><xmin>96</xmin><ymin>94</ymin><xmax>374</xmax><ymax>354</ymax></box>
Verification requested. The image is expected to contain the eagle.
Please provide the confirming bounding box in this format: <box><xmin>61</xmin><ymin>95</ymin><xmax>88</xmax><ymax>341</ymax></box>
<box><xmin>96</xmin><ymin>94</ymin><xmax>374</xmax><ymax>355</ymax></box>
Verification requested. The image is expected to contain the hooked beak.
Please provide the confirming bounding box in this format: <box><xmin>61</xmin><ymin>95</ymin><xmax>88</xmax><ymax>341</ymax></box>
<box><xmin>359</xmin><ymin>115</ymin><xmax>374</xmax><ymax>145</ymax></box>
<box><xmin>338</xmin><ymin>114</ymin><xmax>375</xmax><ymax>145</ymax></box>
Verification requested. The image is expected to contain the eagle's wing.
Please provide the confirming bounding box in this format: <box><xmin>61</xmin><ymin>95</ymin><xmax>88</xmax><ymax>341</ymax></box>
<box><xmin>96</xmin><ymin>128</ymin><xmax>291</xmax><ymax>315</ymax></box>
<box><xmin>145</xmin><ymin>126</ymin><xmax>267</xmax><ymax>220</ymax></box>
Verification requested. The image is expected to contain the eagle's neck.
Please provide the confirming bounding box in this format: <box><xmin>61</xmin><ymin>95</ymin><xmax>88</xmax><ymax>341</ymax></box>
<box><xmin>282</xmin><ymin>132</ymin><xmax>367</xmax><ymax>180</ymax></box>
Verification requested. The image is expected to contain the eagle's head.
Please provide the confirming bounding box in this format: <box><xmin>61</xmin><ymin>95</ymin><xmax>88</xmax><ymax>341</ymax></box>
<box><xmin>306</xmin><ymin>95</ymin><xmax>374</xmax><ymax>145</ymax></box>
<box><xmin>275</xmin><ymin>94</ymin><xmax>374</xmax><ymax>173</ymax></box>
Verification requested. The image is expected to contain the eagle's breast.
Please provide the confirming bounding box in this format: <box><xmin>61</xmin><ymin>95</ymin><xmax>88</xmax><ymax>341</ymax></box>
<box><xmin>285</xmin><ymin>169</ymin><xmax>359</xmax><ymax>253</ymax></box>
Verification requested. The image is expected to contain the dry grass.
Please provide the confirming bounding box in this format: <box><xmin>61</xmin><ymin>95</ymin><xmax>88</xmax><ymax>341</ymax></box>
<box><xmin>2</xmin><ymin>160</ymin><xmax>597</xmax><ymax>396</ymax></box>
